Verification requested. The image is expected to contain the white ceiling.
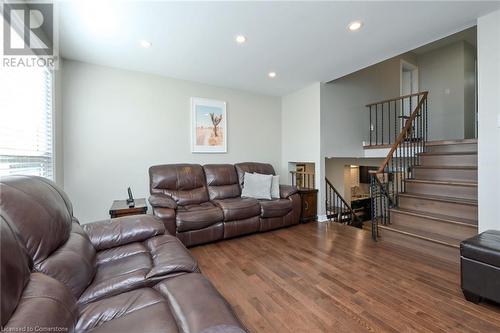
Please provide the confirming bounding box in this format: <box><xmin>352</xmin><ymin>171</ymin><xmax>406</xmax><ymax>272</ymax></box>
<box><xmin>59</xmin><ymin>1</ymin><xmax>500</xmax><ymax>96</ymax></box>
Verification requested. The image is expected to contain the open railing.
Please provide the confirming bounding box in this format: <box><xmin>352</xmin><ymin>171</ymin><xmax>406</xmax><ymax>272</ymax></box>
<box><xmin>366</xmin><ymin>92</ymin><xmax>426</xmax><ymax>147</ymax></box>
<box><xmin>290</xmin><ymin>171</ymin><xmax>315</xmax><ymax>189</ymax></box>
<box><xmin>369</xmin><ymin>91</ymin><xmax>429</xmax><ymax>240</ymax></box>
<box><xmin>325</xmin><ymin>177</ymin><xmax>362</xmax><ymax>227</ymax></box>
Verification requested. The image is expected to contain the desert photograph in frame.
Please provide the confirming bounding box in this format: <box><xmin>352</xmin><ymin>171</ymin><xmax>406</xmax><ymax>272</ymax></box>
<box><xmin>191</xmin><ymin>97</ymin><xmax>227</xmax><ymax>153</ymax></box>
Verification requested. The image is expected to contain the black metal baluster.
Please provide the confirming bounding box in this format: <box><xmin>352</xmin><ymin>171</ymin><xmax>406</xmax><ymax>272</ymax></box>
<box><xmin>394</xmin><ymin>100</ymin><xmax>397</xmax><ymax>144</ymax></box>
<box><xmin>375</xmin><ymin>104</ymin><xmax>378</xmax><ymax>145</ymax></box>
<box><xmin>369</xmin><ymin>106</ymin><xmax>372</xmax><ymax>146</ymax></box>
<box><xmin>388</xmin><ymin>102</ymin><xmax>391</xmax><ymax>145</ymax></box>
<box><xmin>381</xmin><ymin>103</ymin><xmax>384</xmax><ymax>145</ymax></box>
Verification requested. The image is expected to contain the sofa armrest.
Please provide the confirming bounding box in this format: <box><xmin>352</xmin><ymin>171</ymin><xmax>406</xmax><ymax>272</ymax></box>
<box><xmin>83</xmin><ymin>215</ymin><xmax>165</xmax><ymax>251</ymax></box>
<box><xmin>151</xmin><ymin>207</ymin><xmax>177</xmax><ymax>236</ymax></box>
<box><xmin>149</xmin><ymin>193</ymin><xmax>177</xmax><ymax>209</ymax></box>
<box><xmin>280</xmin><ymin>184</ymin><xmax>298</xmax><ymax>199</ymax></box>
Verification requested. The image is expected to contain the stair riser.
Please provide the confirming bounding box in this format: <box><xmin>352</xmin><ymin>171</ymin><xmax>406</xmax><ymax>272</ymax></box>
<box><xmin>420</xmin><ymin>154</ymin><xmax>477</xmax><ymax>167</ymax></box>
<box><xmin>426</xmin><ymin>144</ymin><xmax>477</xmax><ymax>153</ymax></box>
<box><xmin>405</xmin><ymin>182</ymin><xmax>477</xmax><ymax>200</ymax></box>
<box><xmin>413</xmin><ymin>168</ymin><xmax>477</xmax><ymax>182</ymax></box>
<box><xmin>399</xmin><ymin>196</ymin><xmax>478</xmax><ymax>220</ymax></box>
<box><xmin>390</xmin><ymin>211</ymin><xmax>477</xmax><ymax>242</ymax></box>
<box><xmin>379</xmin><ymin>226</ymin><xmax>459</xmax><ymax>262</ymax></box>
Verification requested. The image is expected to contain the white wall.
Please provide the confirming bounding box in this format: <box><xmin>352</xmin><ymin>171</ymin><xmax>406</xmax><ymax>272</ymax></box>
<box><xmin>477</xmin><ymin>10</ymin><xmax>500</xmax><ymax>232</ymax></box>
<box><xmin>418</xmin><ymin>41</ymin><xmax>476</xmax><ymax>140</ymax></box>
<box><xmin>463</xmin><ymin>42</ymin><xmax>477</xmax><ymax>139</ymax></box>
<box><xmin>320</xmin><ymin>54</ymin><xmax>414</xmax><ymax>158</ymax></box>
<box><xmin>62</xmin><ymin>60</ymin><xmax>281</xmax><ymax>223</ymax></box>
<box><xmin>281</xmin><ymin>83</ymin><xmax>325</xmax><ymax>217</ymax></box>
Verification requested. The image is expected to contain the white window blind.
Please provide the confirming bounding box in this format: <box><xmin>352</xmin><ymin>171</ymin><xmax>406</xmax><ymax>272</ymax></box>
<box><xmin>0</xmin><ymin>65</ymin><xmax>54</xmax><ymax>180</ymax></box>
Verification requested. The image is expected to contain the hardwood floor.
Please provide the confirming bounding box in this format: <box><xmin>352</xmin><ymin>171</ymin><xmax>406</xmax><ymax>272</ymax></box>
<box><xmin>190</xmin><ymin>222</ymin><xmax>500</xmax><ymax>333</ymax></box>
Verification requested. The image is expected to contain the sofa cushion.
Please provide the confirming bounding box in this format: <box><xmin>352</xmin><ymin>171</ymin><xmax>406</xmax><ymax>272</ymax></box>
<box><xmin>176</xmin><ymin>202</ymin><xmax>224</xmax><ymax>232</ymax></box>
<box><xmin>234</xmin><ymin>162</ymin><xmax>275</xmax><ymax>187</ymax></box>
<box><xmin>204</xmin><ymin>164</ymin><xmax>241</xmax><ymax>200</ymax></box>
<box><xmin>79</xmin><ymin>252</ymin><xmax>151</xmax><ymax>305</ymax></box>
<box><xmin>1</xmin><ymin>218</ymin><xmax>32</xmax><ymax>326</ymax></box>
<box><xmin>0</xmin><ymin>176</ymin><xmax>73</xmax><ymax>264</ymax></box>
<box><xmin>79</xmin><ymin>235</ymin><xmax>199</xmax><ymax>305</ymax></box>
<box><xmin>213</xmin><ymin>198</ymin><xmax>261</xmax><ymax>221</ymax></box>
<box><xmin>76</xmin><ymin>288</ymin><xmax>178</xmax><ymax>333</ymax></box>
<box><xmin>241</xmin><ymin>172</ymin><xmax>273</xmax><ymax>200</ymax></box>
<box><xmin>3</xmin><ymin>273</ymin><xmax>78</xmax><ymax>333</ymax></box>
<box><xmin>461</xmin><ymin>230</ymin><xmax>500</xmax><ymax>267</ymax></box>
<box><xmin>36</xmin><ymin>222</ymin><xmax>96</xmax><ymax>299</ymax></box>
<box><xmin>155</xmin><ymin>273</ymin><xmax>246</xmax><ymax>333</ymax></box>
<box><xmin>150</xmin><ymin>164</ymin><xmax>210</xmax><ymax>205</ymax></box>
<box><xmin>259</xmin><ymin>199</ymin><xmax>293</xmax><ymax>218</ymax></box>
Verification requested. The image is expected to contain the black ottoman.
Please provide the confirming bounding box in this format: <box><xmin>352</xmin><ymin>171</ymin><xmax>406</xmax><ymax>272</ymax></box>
<box><xmin>460</xmin><ymin>230</ymin><xmax>500</xmax><ymax>304</ymax></box>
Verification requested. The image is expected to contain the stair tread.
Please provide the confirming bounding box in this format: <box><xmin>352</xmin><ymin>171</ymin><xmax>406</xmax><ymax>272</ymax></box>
<box><xmin>379</xmin><ymin>224</ymin><xmax>461</xmax><ymax>248</ymax></box>
<box><xmin>418</xmin><ymin>151</ymin><xmax>477</xmax><ymax>156</ymax></box>
<box><xmin>412</xmin><ymin>165</ymin><xmax>477</xmax><ymax>170</ymax></box>
<box><xmin>403</xmin><ymin>179</ymin><xmax>477</xmax><ymax>186</ymax></box>
<box><xmin>391</xmin><ymin>207</ymin><xmax>478</xmax><ymax>227</ymax></box>
<box><xmin>426</xmin><ymin>139</ymin><xmax>477</xmax><ymax>146</ymax></box>
<box><xmin>399</xmin><ymin>192</ymin><xmax>478</xmax><ymax>205</ymax></box>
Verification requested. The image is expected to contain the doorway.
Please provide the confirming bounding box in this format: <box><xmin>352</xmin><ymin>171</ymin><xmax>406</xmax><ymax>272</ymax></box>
<box><xmin>400</xmin><ymin>60</ymin><xmax>419</xmax><ymax>135</ymax></box>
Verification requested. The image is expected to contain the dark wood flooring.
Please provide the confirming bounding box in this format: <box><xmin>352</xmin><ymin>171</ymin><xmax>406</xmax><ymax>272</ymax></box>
<box><xmin>190</xmin><ymin>222</ymin><xmax>500</xmax><ymax>333</ymax></box>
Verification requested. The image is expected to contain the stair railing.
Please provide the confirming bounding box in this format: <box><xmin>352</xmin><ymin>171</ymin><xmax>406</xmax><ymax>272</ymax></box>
<box><xmin>325</xmin><ymin>177</ymin><xmax>362</xmax><ymax>227</ymax></box>
<box><xmin>369</xmin><ymin>91</ymin><xmax>429</xmax><ymax>240</ymax></box>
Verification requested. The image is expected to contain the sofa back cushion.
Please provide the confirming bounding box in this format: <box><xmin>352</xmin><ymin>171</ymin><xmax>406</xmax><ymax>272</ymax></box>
<box><xmin>3</xmin><ymin>273</ymin><xmax>78</xmax><ymax>333</ymax></box>
<box><xmin>36</xmin><ymin>222</ymin><xmax>96</xmax><ymax>299</ymax></box>
<box><xmin>1</xmin><ymin>218</ymin><xmax>32</xmax><ymax>326</ymax></box>
<box><xmin>0</xmin><ymin>176</ymin><xmax>73</xmax><ymax>265</ymax></box>
<box><xmin>234</xmin><ymin>162</ymin><xmax>276</xmax><ymax>188</ymax></box>
<box><xmin>149</xmin><ymin>164</ymin><xmax>209</xmax><ymax>205</ymax></box>
<box><xmin>203</xmin><ymin>164</ymin><xmax>240</xmax><ymax>200</ymax></box>
<box><xmin>0</xmin><ymin>176</ymin><xmax>97</xmax><ymax>299</ymax></box>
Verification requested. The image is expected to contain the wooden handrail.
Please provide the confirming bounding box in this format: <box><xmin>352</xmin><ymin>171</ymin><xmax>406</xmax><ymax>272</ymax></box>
<box><xmin>365</xmin><ymin>91</ymin><xmax>428</xmax><ymax>108</ymax></box>
<box><xmin>325</xmin><ymin>177</ymin><xmax>360</xmax><ymax>223</ymax></box>
<box><xmin>375</xmin><ymin>91</ymin><xmax>428</xmax><ymax>173</ymax></box>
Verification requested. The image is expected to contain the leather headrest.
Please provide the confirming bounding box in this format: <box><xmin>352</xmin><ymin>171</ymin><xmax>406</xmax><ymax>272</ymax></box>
<box><xmin>234</xmin><ymin>162</ymin><xmax>276</xmax><ymax>186</ymax></box>
<box><xmin>0</xmin><ymin>176</ymin><xmax>73</xmax><ymax>264</ymax></box>
<box><xmin>0</xmin><ymin>218</ymin><xmax>32</xmax><ymax>326</ymax></box>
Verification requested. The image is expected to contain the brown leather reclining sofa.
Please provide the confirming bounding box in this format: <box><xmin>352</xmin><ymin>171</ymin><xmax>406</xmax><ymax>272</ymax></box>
<box><xmin>149</xmin><ymin>162</ymin><xmax>301</xmax><ymax>247</ymax></box>
<box><xmin>0</xmin><ymin>176</ymin><xmax>246</xmax><ymax>333</ymax></box>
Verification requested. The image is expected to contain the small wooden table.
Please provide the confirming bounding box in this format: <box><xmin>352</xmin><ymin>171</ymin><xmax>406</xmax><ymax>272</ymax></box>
<box><xmin>297</xmin><ymin>188</ymin><xmax>318</xmax><ymax>223</ymax></box>
<box><xmin>109</xmin><ymin>198</ymin><xmax>147</xmax><ymax>218</ymax></box>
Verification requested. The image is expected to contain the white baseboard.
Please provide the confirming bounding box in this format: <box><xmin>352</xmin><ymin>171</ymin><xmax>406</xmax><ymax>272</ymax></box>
<box><xmin>317</xmin><ymin>214</ymin><xmax>329</xmax><ymax>222</ymax></box>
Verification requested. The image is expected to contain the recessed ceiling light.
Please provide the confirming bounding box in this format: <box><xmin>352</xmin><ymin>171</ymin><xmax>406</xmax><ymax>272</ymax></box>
<box><xmin>139</xmin><ymin>40</ymin><xmax>152</xmax><ymax>48</ymax></box>
<box><xmin>268</xmin><ymin>72</ymin><xmax>276</xmax><ymax>78</ymax></box>
<box><xmin>235</xmin><ymin>35</ymin><xmax>246</xmax><ymax>44</ymax></box>
<box><xmin>348</xmin><ymin>21</ymin><xmax>363</xmax><ymax>32</ymax></box>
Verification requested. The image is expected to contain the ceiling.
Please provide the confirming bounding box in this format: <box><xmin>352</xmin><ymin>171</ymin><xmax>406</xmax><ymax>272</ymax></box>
<box><xmin>59</xmin><ymin>1</ymin><xmax>499</xmax><ymax>96</ymax></box>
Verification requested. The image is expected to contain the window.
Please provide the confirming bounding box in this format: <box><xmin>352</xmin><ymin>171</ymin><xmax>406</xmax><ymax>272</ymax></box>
<box><xmin>0</xmin><ymin>65</ymin><xmax>55</xmax><ymax>180</ymax></box>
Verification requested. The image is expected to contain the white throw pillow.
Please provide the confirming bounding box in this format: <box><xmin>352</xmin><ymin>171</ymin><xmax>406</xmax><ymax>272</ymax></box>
<box><xmin>271</xmin><ymin>175</ymin><xmax>280</xmax><ymax>199</ymax></box>
<box><xmin>241</xmin><ymin>172</ymin><xmax>273</xmax><ymax>200</ymax></box>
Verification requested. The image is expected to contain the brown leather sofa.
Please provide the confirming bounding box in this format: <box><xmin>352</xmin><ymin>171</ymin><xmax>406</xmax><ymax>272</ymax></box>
<box><xmin>149</xmin><ymin>162</ymin><xmax>301</xmax><ymax>247</ymax></box>
<box><xmin>0</xmin><ymin>175</ymin><xmax>247</xmax><ymax>333</ymax></box>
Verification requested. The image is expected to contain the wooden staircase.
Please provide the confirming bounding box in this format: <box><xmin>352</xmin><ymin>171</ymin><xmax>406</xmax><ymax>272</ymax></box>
<box><xmin>378</xmin><ymin>139</ymin><xmax>478</xmax><ymax>258</ymax></box>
